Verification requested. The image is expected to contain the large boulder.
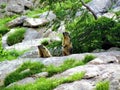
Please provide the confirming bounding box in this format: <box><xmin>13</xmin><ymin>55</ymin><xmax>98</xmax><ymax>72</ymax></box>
<box><xmin>6</xmin><ymin>4</ymin><xmax>24</xmax><ymax>14</ymax></box>
<box><xmin>54</xmin><ymin>64</ymin><xmax>120</xmax><ymax>90</ymax></box>
<box><xmin>0</xmin><ymin>51</ymin><xmax>120</xmax><ymax>86</ymax></box>
<box><xmin>23</xmin><ymin>18</ymin><xmax>49</xmax><ymax>27</ymax></box>
<box><xmin>87</xmin><ymin>0</ymin><xmax>115</xmax><ymax>15</ymax></box>
<box><xmin>7</xmin><ymin>16</ymin><xmax>27</xmax><ymax>28</ymax></box>
<box><xmin>23</xmin><ymin>28</ymin><xmax>41</xmax><ymax>41</ymax></box>
<box><xmin>5</xmin><ymin>0</ymin><xmax>33</xmax><ymax>15</ymax></box>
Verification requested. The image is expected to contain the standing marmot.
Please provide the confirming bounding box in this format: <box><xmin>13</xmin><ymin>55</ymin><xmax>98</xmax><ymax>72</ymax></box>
<box><xmin>62</xmin><ymin>32</ymin><xmax>73</xmax><ymax>56</ymax></box>
<box><xmin>38</xmin><ymin>45</ymin><xmax>52</xmax><ymax>58</ymax></box>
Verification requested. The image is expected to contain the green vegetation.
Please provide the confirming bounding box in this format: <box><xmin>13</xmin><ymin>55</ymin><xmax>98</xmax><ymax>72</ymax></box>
<box><xmin>4</xmin><ymin>54</ymin><xmax>95</xmax><ymax>86</ymax></box>
<box><xmin>46</xmin><ymin>55</ymin><xmax>95</xmax><ymax>76</ymax></box>
<box><xmin>67</xmin><ymin>14</ymin><xmax>120</xmax><ymax>53</ymax></box>
<box><xmin>4</xmin><ymin>72</ymin><xmax>85</xmax><ymax>90</ymax></box>
<box><xmin>0</xmin><ymin>35</ymin><xmax>25</xmax><ymax>62</ymax></box>
<box><xmin>95</xmin><ymin>81</ymin><xmax>109</xmax><ymax>90</ymax></box>
<box><xmin>4</xmin><ymin>62</ymin><xmax>45</xmax><ymax>86</ymax></box>
<box><xmin>47</xmin><ymin>40</ymin><xmax>62</xmax><ymax>56</ymax></box>
<box><xmin>41</xmin><ymin>38</ymin><xmax>50</xmax><ymax>46</ymax></box>
<box><xmin>7</xmin><ymin>27</ymin><xmax>26</xmax><ymax>46</ymax></box>
<box><xmin>0</xmin><ymin>3</ymin><xmax>6</xmax><ymax>9</ymax></box>
<box><xmin>0</xmin><ymin>15</ymin><xmax>18</xmax><ymax>35</ymax></box>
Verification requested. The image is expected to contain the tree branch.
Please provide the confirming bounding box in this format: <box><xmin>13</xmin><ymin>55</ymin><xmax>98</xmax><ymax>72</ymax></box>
<box><xmin>80</xmin><ymin>0</ymin><xmax>98</xmax><ymax>20</ymax></box>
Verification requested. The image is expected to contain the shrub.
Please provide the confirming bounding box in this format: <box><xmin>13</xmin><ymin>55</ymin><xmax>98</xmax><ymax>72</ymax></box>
<box><xmin>41</xmin><ymin>38</ymin><xmax>50</xmax><ymax>46</ymax></box>
<box><xmin>47</xmin><ymin>40</ymin><xmax>62</xmax><ymax>56</ymax></box>
<box><xmin>7</xmin><ymin>28</ymin><xmax>26</xmax><ymax>46</ymax></box>
<box><xmin>95</xmin><ymin>81</ymin><xmax>109</xmax><ymax>90</ymax></box>
<box><xmin>67</xmin><ymin>16</ymin><xmax>120</xmax><ymax>53</ymax></box>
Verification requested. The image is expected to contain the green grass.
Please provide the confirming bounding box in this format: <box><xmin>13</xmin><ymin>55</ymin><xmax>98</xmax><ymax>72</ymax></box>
<box><xmin>4</xmin><ymin>62</ymin><xmax>45</xmax><ymax>86</ymax></box>
<box><xmin>0</xmin><ymin>16</ymin><xmax>18</xmax><ymax>35</ymax></box>
<box><xmin>0</xmin><ymin>49</ymin><xmax>26</xmax><ymax>62</ymax></box>
<box><xmin>95</xmin><ymin>81</ymin><xmax>110</xmax><ymax>90</ymax></box>
<box><xmin>46</xmin><ymin>55</ymin><xmax>95</xmax><ymax>76</ymax></box>
<box><xmin>41</xmin><ymin>38</ymin><xmax>50</xmax><ymax>46</ymax></box>
<box><xmin>0</xmin><ymin>34</ymin><xmax>25</xmax><ymax>62</ymax></box>
<box><xmin>4</xmin><ymin>54</ymin><xmax>95</xmax><ymax>86</ymax></box>
<box><xmin>0</xmin><ymin>3</ymin><xmax>6</xmax><ymax>9</ymax></box>
<box><xmin>4</xmin><ymin>72</ymin><xmax>85</xmax><ymax>90</ymax></box>
<box><xmin>7</xmin><ymin>27</ymin><xmax>26</xmax><ymax>46</ymax></box>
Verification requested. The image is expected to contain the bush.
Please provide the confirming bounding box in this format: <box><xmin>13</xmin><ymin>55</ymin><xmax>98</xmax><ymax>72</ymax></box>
<box><xmin>67</xmin><ymin>16</ymin><xmax>120</xmax><ymax>53</ymax></box>
<box><xmin>47</xmin><ymin>40</ymin><xmax>62</xmax><ymax>56</ymax></box>
<box><xmin>7</xmin><ymin>28</ymin><xmax>26</xmax><ymax>46</ymax></box>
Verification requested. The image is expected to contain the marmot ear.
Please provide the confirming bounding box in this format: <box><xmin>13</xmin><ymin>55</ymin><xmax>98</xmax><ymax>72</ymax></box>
<box><xmin>38</xmin><ymin>45</ymin><xmax>40</xmax><ymax>48</ymax></box>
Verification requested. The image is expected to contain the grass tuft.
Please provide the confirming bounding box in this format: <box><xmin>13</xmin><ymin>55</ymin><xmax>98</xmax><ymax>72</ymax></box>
<box><xmin>4</xmin><ymin>62</ymin><xmax>45</xmax><ymax>86</ymax></box>
<box><xmin>4</xmin><ymin>72</ymin><xmax>85</xmax><ymax>90</ymax></box>
<box><xmin>7</xmin><ymin>27</ymin><xmax>26</xmax><ymax>46</ymax></box>
<box><xmin>95</xmin><ymin>81</ymin><xmax>110</xmax><ymax>90</ymax></box>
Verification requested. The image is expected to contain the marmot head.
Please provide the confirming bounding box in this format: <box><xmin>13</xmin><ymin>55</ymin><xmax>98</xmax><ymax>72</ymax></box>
<box><xmin>38</xmin><ymin>45</ymin><xmax>46</xmax><ymax>50</ymax></box>
<box><xmin>63</xmin><ymin>32</ymin><xmax>70</xmax><ymax>38</ymax></box>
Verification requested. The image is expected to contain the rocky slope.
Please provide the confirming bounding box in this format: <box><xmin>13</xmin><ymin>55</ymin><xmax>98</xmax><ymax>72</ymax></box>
<box><xmin>0</xmin><ymin>0</ymin><xmax>120</xmax><ymax>90</ymax></box>
<box><xmin>0</xmin><ymin>50</ymin><xmax>120</xmax><ymax>90</ymax></box>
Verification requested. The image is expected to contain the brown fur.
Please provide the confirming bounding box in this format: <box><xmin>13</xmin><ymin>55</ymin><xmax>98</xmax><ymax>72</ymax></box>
<box><xmin>38</xmin><ymin>45</ymin><xmax>52</xmax><ymax>58</ymax></box>
<box><xmin>62</xmin><ymin>32</ymin><xmax>72</xmax><ymax>56</ymax></box>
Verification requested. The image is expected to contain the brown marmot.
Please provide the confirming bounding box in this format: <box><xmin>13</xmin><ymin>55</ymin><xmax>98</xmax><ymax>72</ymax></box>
<box><xmin>62</xmin><ymin>32</ymin><xmax>73</xmax><ymax>56</ymax></box>
<box><xmin>38</xmin><ymin>45</ymin><xmax>52</xmax><ymax>58</ymax></box>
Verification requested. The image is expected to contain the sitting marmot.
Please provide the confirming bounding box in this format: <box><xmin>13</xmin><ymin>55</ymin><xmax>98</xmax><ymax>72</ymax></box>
<box><xmin>38</xmin><ymin>45</ymin><xmax>52</xmax><ymax>58</ymax></box>
<box><xmin>62</xmin><ymin>32</ymin><xmax>73</xmax><ymax>56</ymax></box>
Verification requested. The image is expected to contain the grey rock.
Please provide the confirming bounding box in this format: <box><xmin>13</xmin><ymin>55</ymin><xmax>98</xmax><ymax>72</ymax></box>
<box><xmin>23</xmin><ymin>18</ymin><xmax>49</xmax><ymax>27</ymax></box>
<box><xmin>39</xmin><ymin>11</ymin><xmax>56</xmax><ymax>21</ymax></box>
<box><xmin>32</xmin><ymin>72</ymin><xmax>48</xmax><ymax>78</ymax></box>
<box><xmin>5</xmin><ymin>38</ymin><xmax>43</xmax><ymax>51</ymax></box>
<box><xmin>6</xmin><ymin>4</ymin><xmax>24</xmax><ymax>14</ymax></box>
<box><xmin>87</xmin><ymin>0</ymin><xmax>113</xmax><ymax>15</ymax></box>
<box><xmin>7</xmin><ymin>16</ymin><xmax>27</xmax><ymax>28</ymax></box>
<box><xmin>92</xmin><ymin>49</ymin><xmax>105</xmax><ymax>53</ymax></box>
<box><xmin>57</xmin><ymin>21</ymin><xmax>65</xmax><ymax>33</ymax></box>
<box><xmin>43</xmin><ymin>28</ymin><xmax>53</xmax><ymax>38</ymax></box>
<box><xmin>107</xmin><ymin>47</ymin><xmax>120</xmax><ymax>51</ymax></box>
<box><xmin>20</xmin><ymin>69</ymin><xmax>30</xmax><ymax>74</ymax></box>
<box><xmin>112</xmin><ymin>6</ymin><xmax>120</xmax><ymax>12</ymax></box>
<box><xmin>7</xmin><ymin>77</ymin><xmax>35</xmax><ymax>87</ymax></box>
<box><xmin>24</xmin><ymin>0</ymin><xmax>33</xmax><ymax>9</ymax></box>
<box><xmin>23</xmin><ymin>28</ymin><xmax>41</xmax><ymax>41</ymax></box>
<box><xmin>54</xmin><ymin>80</ymin><xmax>94</xmax><ymax>90</ymax></box>
<box><xmin>2</xmin><ymin>29</ymin><xmax>16</xmax><ymax>48</ymax></box>
<box><xmin>0</xmin><ymin>51</ymin><xmax>120</xmax><ymax>87</ymax></box>
<box><xmin>48</xmin><ymin>31</ymin><xmax>61</xmax><ymax>41</ymax></box>
<box><xmin>20</xmin><ymin>47</ymin><xmax>39</xmax><ymax>58</ymax></box>
<box><xmin>102</xmin><ymin>12</ymin><xmax>116</xmax><ymax>19</ymax></box>
<box><xmin>54</xmin><ymin>64</ymin><xmax>120</xmax><ymax>90</ymax></box>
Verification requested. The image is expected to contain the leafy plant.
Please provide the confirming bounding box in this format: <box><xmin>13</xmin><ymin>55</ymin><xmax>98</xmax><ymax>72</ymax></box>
<box><xmin>67</xmin><ymin>16</ymin><xmax>120</xmax><ymax>53</ymax></box>
<box><xmin>47</xmin><ymin>40</ymin><xmax>62</xmax><ymax>56</ymax></box>
<box><xmin>7</xmin><ymin>28</ymin><xmax>26</xmax><ymax>46</ymax></box>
